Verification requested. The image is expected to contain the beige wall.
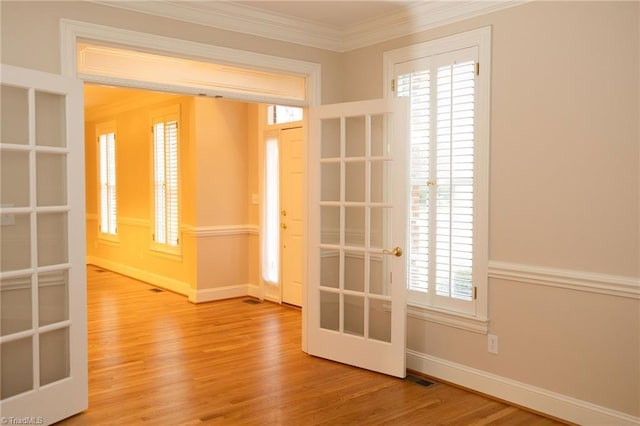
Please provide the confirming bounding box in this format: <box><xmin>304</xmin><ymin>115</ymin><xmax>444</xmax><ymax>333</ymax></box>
<box><xmin>342</xmin><ymin>1</ymin><xmax>640</xmax><ymax>417</ymax></box>
<box><xmin>193</xmin><ymin>97</ymin><xmax>255</xmax><ymax>291</ymax></box>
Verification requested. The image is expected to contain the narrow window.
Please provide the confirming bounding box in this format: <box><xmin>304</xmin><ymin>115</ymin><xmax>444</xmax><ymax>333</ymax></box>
<box><xmin>262</xmin><ymin>135</ymin><xmax>280</xmax><ymax>284</ymax></box>
<box><xmin>267</xmin><ymin>105</ymin><xmax>303</xmax><ymax>125</ymax></box>
<box><xmin>97</xmin><ymin>122</ymin><xmax>117</xmax><ymax>237</ymax></box>
<box><xmin>152</xmin><ymin>107</ymin><xmax>180</xmax><ymax>248</ymax></box>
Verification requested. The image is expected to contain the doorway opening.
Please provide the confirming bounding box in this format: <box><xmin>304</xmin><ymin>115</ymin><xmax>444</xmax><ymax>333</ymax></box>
<box><xmin>84</xmin><ymin>84</ymin><xmax>306</xmax><ymax>308</ymax></box>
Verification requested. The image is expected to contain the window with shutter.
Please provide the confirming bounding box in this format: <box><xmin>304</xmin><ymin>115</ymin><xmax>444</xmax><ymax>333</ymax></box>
<box><xmin>97</xmin><ymin>122</ymin><xmax>117</xmax><ymax>239</ymax></box>
<box><xmin>387</xmin><ymin>28</ymin><xmax>490</xmax><ymax>322</ymax></box>
<box><xmin>151</xmin><ymin>106</ymin><xmax>180</xmax><ymax>251</ymax></box>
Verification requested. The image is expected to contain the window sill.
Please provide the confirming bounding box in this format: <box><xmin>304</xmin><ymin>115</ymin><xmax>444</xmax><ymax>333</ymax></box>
<box><xmin>150</xmin><ymin>243</ymin><xmax>182</xmax><ymax>260</ymax></box>
<box><xmin>407</xmin><ymin>303</ymin><xmax>489</xmax><ymax>334</ymax></box>
<box><xmin>97</xmin><ymin>234</ymin><xmax>119</xmax><ymax>246</ymax></box>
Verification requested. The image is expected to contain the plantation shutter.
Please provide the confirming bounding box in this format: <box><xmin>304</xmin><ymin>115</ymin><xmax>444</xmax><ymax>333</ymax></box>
<box><xmin>98</xmin><ymin>131</ymin><xmax>116</xmax><ymax>235</ymax></box>
<box><xmin>153</xmin><ymin>113</ymin><xmax>179</xmax><ymax>247</ymax></box>
<box><xmin>399</xmin><ymin>46</ymin><xmax>478</xmax><ymax>314</ymax></box>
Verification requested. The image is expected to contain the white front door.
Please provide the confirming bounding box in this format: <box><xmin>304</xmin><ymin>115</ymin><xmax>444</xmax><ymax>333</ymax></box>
<box><xmin>0</xmin><ymin>64</ymin><xmax>87</xmax><ymax>424</ymax></box>
<box><xmin>281</xmin><ymin>126</ymin><xmax>304</xmax><ymax>306</ymax></box>
<box><xmin>307</xmin><ymin>98</ymin><xmax>408</xmax><ymax>378</ymax></box>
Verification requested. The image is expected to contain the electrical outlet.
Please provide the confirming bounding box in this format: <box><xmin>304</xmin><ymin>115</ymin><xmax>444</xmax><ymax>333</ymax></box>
<box><xmin>488</xmin><ymin>334</ymin><xmax>498</xmax><ymax>354</ymax></box>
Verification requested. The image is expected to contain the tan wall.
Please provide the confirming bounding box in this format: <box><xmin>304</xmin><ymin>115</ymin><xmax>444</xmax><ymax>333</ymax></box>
<box><xmin>193</xmin><ymin>97</ymin><xmax>253</xmax><ymax>290</ymax></box>
<box><xmin>342</xmin><ymin>1</ymin><xmax>640</xmax><ymax>416</ymax></box>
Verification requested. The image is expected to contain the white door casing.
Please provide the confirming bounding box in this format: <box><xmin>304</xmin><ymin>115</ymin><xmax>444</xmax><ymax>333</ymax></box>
<box><xmin>307</xmin><ymin>98</ymin><xmax>408</xmax><ymax>378</ymax></box>
<box><xmin>0</xmin><ymin>64</ymin><xmax>88</xmax><ymax>424</ymax></box>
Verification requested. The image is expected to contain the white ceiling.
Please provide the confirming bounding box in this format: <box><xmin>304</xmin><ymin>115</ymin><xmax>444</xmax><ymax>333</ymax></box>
<box><xmin>235</xmin><ymin>1</ymin><xmax>416</xmax><ymax>29</ymax></box>
<box><xmin>94</xmin><ymin>1</ymin><xmax>525</xmax><ymax>52</ymax></box>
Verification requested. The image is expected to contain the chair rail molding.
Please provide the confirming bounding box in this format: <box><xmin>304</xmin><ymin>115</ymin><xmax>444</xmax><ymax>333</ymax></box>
<box><xmin>488</xmin><ymin>261</ymin><xmax>640</xmax><ymax>299</ymax></box>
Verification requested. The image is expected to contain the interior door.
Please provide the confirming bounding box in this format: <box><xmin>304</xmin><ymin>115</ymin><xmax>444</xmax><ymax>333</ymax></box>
<box><xmin>307</xmin><ymin>98</ymin><xmax>408</xmax><ymax>377</ymax></box>
<box><xmin>0</xmin><ymin>64</ymin><xmax>87</xmax><ymax>424</ymax></box>
<box><xmin>281</xmin><ymin>126</ymin><xmax>304</xmax><ymax>306</ymax></box>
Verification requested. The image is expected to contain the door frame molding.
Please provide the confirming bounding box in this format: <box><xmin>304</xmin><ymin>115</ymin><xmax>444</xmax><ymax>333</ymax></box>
<box><xmin>59</xmin><ymin>19</ymin><xmax>320</xmax><ymax>352</ymax></box>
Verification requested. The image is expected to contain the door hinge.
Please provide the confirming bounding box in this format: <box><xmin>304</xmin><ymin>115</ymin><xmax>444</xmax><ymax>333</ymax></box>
<box><xmin>474</xmin><ymin>286</ymin><xmax>478</xmax><ymax>300</ymax></box>
<box><xmin>475</xmin><ymin>62</ymin><xmax>480</xmax><ymax>76</ymax></box>
<box><xmin>391</xmin><ymin>79</ymin><xmax>396</xmax><ymax>93</ymax></box>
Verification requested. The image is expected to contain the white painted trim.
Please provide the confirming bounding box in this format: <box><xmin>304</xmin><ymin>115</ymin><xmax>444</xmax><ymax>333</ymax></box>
<box><xmin>181</xmin><ymin>224</ymin><xmax>259</xmax><ymax>237</ymax></box>
<box><xmin>188</xmin><ymin>283</ymin><xmax>259</xmax><ymax>304</ymax></box>
<box><xmin>86</xmin><ymin>256</ymin><xmax>190</xmax><ymax>297</ymax></box>
<box><xmin>89</xmin><ymin>1</ymin><xmax>527</xmax><ymax>53</ymax></box>
<box><xmin>488</xmin><ymin>261</ymin><xmax>640</xmax><ymax>300</ymax></box>
<box><xmin>407</xmin><ymin>305</ymin><xmax>489</xmax><ymax>334</ymax></box>
<box><xmin>60</xmin><ymin>19</ymin><xmax>321</xmax><ymax>107</ymax></box>
<box><xmin>406</xmin><ymin>350</ymin><xmax>640</xmax><ymax>426</ymax></box>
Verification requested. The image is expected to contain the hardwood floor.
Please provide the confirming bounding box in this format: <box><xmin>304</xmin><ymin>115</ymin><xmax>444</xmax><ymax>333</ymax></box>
<box><xmin>58</xmin><ymin>266</ymin><xmax>566</xmax><ymax>425</ymax></box>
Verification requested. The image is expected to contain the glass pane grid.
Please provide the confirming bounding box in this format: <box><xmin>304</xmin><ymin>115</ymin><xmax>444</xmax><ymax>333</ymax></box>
<box><xmin>319</xmin><ymin>111</ymin><xmax>393</xmax><ymax>344</ymax></box>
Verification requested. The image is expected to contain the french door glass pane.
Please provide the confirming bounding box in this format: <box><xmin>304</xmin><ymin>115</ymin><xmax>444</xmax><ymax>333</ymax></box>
<box><xmin>345</xmin><ymin>116</ymin><xmax>365</xmax><ymax>157</ymax></box>
<box><xmin>35</xmin><ymin>91</ymin><xmax>66</xmax><ymax>148</ymax></box>
<box><xmin>369</xmin><ymin>256</ymin><xmax>390</xmax><ymax>296</ymax></box>
<box><xmin>38</xmin><ymin>270</ymin><xmax>69</xmax><ymax>326</ymax></box>
<box><xmin>320</xmin><ymin>162</ymin><xmax>340</xmax><ymax>201</ymax></box>
<box><xmin>40</xmin><ymin>328</ymin><xmax>70</xmax><ymax>386</ymax></box>
<box><xmin>320</xmin><ymin>206</ymin><xmax>340</xmax><ymax>245</ymax></box>
<box><xmin>343</xmin><ymin>294</ymin><xmax>364</xmax><ymax>337</ymax></box>
<box><xmin>345</xmin><ymin>161</ymin><xmax>365</xmax><ymax>202</ymax></box>
<box><xmin>320</xmin><ymin>291</ymin><xmax>339</xmax><ymax>331</ymax></box>
<box><xmin>344</xmin><ymin>206</ymin><xmax>364</xmax><ymax>247</ymax></box>
<box><xmin>369</xmin><ymin>299</ymin><xmax>391</xmax><ymax>343</ymax></box>
<box><xmin>1</xmin><ymin>276</ymin><xmax>32</xmax><ymax>336</ymax></box>
<box><xmin>321</xmin><ymin>118</ymin><xmax>340</xmax><ymax>158</ymax></box>
<box><xmin>37</xmin><ymin>212</ymin><xmax>68</xmax><ymax>267</ymax></box>
<box><xmin>370</xmin><ymin>207</ymin><xmax>388</xmax><ymax>249</ymax></box>
<box><xmin>1</xmin><ymin>338</ymin><xmax>33</xmax><ymax>399</ymax></box>
<box><xmin>344</xmin><ymin>252</ymin><xmax>364</xmax><ymax>292</ymax></box>
<box><xmin>370</xmin><ymin>114</ymin><xmax>385</xmax><ymax>157</ymax></box>
<box><xmin>1</xmin><ymin>150</ymin><xmax>30</xmax><ymax>207</ymax></box>
<box><xmin>1</xmin><ymin>213</ymin><xmax>31</xmax><ymax>272</ymax></box>
<box><xmin>1</xmin><ymin>85</ymin><xmax>29</xmax><ymax>145</ymax></box>
<box><xmin>36</xmin><ymin>153</ymin><xmax>67</xmax><ymax>206</ymax></box>
<box><xmin>319</xmin><ymin>249</ymin><xmax>339</xmax><ymax>289</ymax></box>
<box><xmin>370</xmin><ymin>160</ymin><xmax>389</xmax><ymax>203</ymax></box>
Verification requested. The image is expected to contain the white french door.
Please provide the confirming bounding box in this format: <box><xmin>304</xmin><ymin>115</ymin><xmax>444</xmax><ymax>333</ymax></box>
<box><xmin>0</xmin><ymin>64</ymin><xmax>87</xmax><ymax>424</ymax></box>
<box><xmin>307</xmin><ymin>98</ymin><xmax>408</xmax><ymax>378</ymax></box>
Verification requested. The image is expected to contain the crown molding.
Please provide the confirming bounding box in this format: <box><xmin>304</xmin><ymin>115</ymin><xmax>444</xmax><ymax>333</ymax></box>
<box><xmin>91</xmin><ymin>1</ymin><xmax>527</xmax><ymax>53</ymax></box>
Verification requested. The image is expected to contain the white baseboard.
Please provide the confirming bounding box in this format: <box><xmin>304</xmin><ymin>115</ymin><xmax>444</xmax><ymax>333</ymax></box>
<box><xmin>188</xmin><ymin>283</ymin><xmax>257</xmax><ymax>303</ymax></box>
<box><xmin>87</xmin><ymin>256</ymin><xmax>191</xmax><ymax>296</ymax></box>
<box><xmin>406</xmin><ymin>350</ymin><xmax>640</xmax><ymax>425</ymax></box>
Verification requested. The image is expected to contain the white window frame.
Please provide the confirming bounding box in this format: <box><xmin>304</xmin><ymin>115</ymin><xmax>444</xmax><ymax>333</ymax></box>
<box><xmin>96</xmin><ymin>121</ymin><xmax>118</xmax><ymax>242</ymax></box>
<box><xmin>383</xmin><ymin>27</ymin><xmax>491</xmax><ymax>333</ymax></box>
<box><xmin>150</xmin><ymin>105</ymin><xmax>181</xmax><ymax>255</ymax></box>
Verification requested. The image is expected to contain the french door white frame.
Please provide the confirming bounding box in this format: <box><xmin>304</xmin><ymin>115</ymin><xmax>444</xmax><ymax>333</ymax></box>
<box><xmin>59</xmin><ymin>19</ymin><xmax>321</xmax><ymax>352</ymax></box>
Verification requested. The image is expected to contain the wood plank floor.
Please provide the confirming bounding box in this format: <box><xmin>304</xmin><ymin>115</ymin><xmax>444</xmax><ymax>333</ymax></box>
<box><xmin>58</xmin><ymin>266</ymin><xmax>566</xmax><ymax>425</ymax></box>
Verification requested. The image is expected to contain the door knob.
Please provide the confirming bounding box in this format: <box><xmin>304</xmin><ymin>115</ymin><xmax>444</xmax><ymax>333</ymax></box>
<box><xmin>281</xmin><ymin>222</ymin><xmax>287</xmax><ymax>230</ymax></box>
<box><xmin>281</xmin><ymin>210</ymin><xmax>287</xmax><ymax>217</ymax></box>
<box><xmin>382</xmin><ymin>247</ymin><xmax>403</xmax><ymax>257</ymax></box>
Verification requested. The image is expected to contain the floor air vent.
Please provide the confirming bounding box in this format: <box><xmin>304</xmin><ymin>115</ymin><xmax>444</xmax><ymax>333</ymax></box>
<box><xmin>243</xmin><ymin>299</ymin><xmax>260</xmax><ymax>305</ymax></box>
<box><xmin>149</xmin><ymin>288</ymin><xmax>164</xmax><ymax>293</ymax></box>
<box><xmin>406</xmin><ymin>375</ymin><xmax>435</xmax><ymax>387</ymax></box>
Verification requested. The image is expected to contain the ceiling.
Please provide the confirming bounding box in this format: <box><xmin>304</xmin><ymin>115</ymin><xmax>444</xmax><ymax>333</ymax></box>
<box><xmin>234</xmin><ymin>1</ymin><xmax>416</xmax><ymax>29</ymax></box>
<box><xmin>94</xmin><ymin>1</ymin><xmax>524</xmax><ymax>52</ymax></box>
